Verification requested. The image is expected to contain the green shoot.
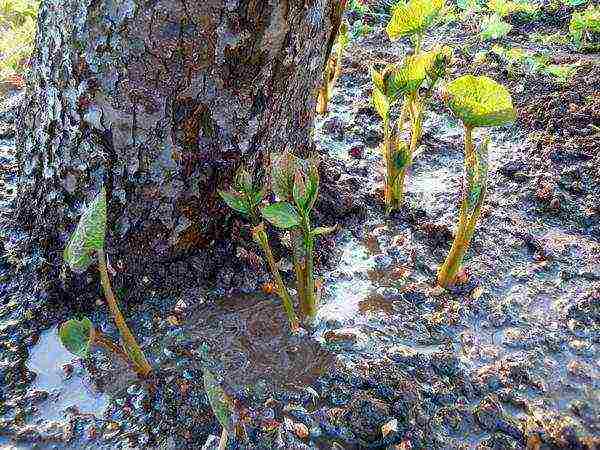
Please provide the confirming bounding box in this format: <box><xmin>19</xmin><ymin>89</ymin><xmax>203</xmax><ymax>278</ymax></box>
<box><xmin>203</xmin><ymin>369</ymin><xmax>234</xmax><ymax>450</ymax></box>
<box><xmin>218</xmin><ymin>166</ymin><xmax>299</xmax><ymax>331</ymax></box>
<box><xmin>317</xmin><ymin>20</ymin><xmax>350</xmax><ymax>115</ymax></box>
<box><xmin>373</xmin><ymin>1</ymin><xmax>451</xmax><ymax>213</ymax></box>
<box><xmin>437</xmin><ymin>75</ymin><xmax>516</xmax><ymax>287</ymax></box>
<box><xmin>61</xmin><ymin>188</ymin><xmax>152</xmax><ymax>378</ymax></box>
<box><xmin>263</xmin><ymin>153</ymin><xmax>335</xmax><ymax>324</ymax></box>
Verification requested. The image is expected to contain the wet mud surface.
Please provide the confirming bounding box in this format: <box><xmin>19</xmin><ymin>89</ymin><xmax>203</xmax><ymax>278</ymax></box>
<box><xmin>1</xmin><ymin>1</ymin><xmax>600</xmax><ymax>449</ymax></box>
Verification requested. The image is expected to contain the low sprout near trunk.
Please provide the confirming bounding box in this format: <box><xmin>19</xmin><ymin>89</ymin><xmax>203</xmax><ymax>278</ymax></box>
<box><xmin>219</xmin><ymin>157</ymin><xmax>336</xmax><ymax>328</ymax></box>
<box><xmin>60</xmin><ymin>188</ymin><xmax>152</xmax><ymax>378</ymax></box>
<box><xmin>437</xmin><ymin>75</ymin><xmax>517</xmax><ymax>287</ymax></box>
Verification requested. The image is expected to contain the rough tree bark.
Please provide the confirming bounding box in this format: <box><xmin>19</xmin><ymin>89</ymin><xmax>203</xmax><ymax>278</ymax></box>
<box><xmin>13</xmin><ymin>0</ymin><xmax>341</xmax><ymax>295</ymax></box>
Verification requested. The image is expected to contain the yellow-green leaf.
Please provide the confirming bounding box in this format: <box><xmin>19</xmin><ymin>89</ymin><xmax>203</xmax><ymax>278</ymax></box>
<box><xmin>203</xmin><ymin>369</ymin><xmax>233</xmax><ymax>432</ymax></box>
<box><xmin>372</xmin><ymin>87</ymin><xmax>390</xmax><ymax>119</ymax></box>
<box><xmin>444</xmin><ymin>75</ymin><xmax>516</xmax><ymax>128</ymax></box>
<box><xmin>386</xmin><ymin>0</ymin><xmax>446</xmax><ymax>40</ymax></box>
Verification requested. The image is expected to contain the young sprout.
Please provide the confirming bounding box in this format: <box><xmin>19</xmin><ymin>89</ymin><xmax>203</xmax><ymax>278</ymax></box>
<box><xmin>317</xmin><ymin>20</ymin><xmax>350</xmax><ymax>115</ymax></box>
<box><xmin>372</xmin><ymin>44</ymin><xmax>452</xmax><ymax>213</ymax></box>
<box><xmin>437</xmin><ymin>75</ymin><xmax>516</xmax><ymax>287</ymax></box>
<box><xmin>218</xmin><ymin>167</ymin><xmax>299</xmax><ymax>331</ymax></box>
<box><xmin>60</xmin><ymin>188</ymin><xmax>152</xmax><ymax>378</ymax></box>
<box><xmin>203</xmin><ymin>369</ymin><xmax>234</xmax><ymax>450</ymax></box>
<box><xmin>263</xmin><ymin>153</ymin><xmax>335</xmax><ymax>323</ymax></box>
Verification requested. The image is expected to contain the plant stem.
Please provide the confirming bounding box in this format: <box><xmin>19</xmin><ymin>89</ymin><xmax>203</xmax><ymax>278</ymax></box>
<box><xmin>317</xmin><ymin>86</ymin><xmax>328</xmax><ymax>115</ymax></box>
<box><xmin>437</xmin><ymin>125</ymin><xmax>487</xmax><ymax>287</ymax></box>
<box><xmin>300</xmin><ymin>214</ymin><xmax>316</xmax><ymax>322</ymax></box>
<box><xmin>253</xmin><ymin>227</ymin><xmax>300</xmax><ymax>331</ymax></box>
<box><xmin>219</xmin><ymin>429</ymin><xmax>229</xmax><ymax>450</ymax></box>
<box><xmin>92</xmin><ymin>329</ymin><xmax>128</xmax><ymax>359</ymax></box>
<box><xmin>97</xmin><ymin>249</ymin><xmax>152</xmax><ymax>378</ymax></box>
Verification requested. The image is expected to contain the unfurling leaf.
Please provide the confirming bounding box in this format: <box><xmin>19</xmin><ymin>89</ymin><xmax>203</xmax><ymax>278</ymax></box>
<box><xmin>234</xmin><ymin>165</ymin><xmax>253</xmax><ymax>194</ymax></box>
<box><xmin>203</xmin><ymin>369</ymin><xmax>233</xmax><ymax>432</ymax></box>
<box><xmin>424</xmin><ymin>45</ymin><xmax>454</xmax><ymax>83</ymax></box>
<box><xmin>292</xmin><ymin>159</ymin><xmax>319</xmax><ymax>213</ymax></box>
<box><xmin>371</xmin><ymin>67</ymin><xmax>385</xmax><ymax>92</ymax></box>
<box><xmin>261</xmin><ymin>202</ymin><xmax>301</xmax><ymax>229</ymax></box>
<box><xmin>59</xmin><ymin>317</ymin><xmax>94</xmax><ymax>357</ymax></box>
<box><xmin>271</xmin><ymin>151</ymin><xmax>299</xmax><ymax>200</ymax></box>
<box><xmin>219</xmin><ymin>190</ymin><xmax>250</xmax><ymax>215</ymax></box>
<box><xmin>372</xmin><ymin>87</ymin><xmax>390</xmax><ymax>119</ymax></box>
<box><xmin>387</xmin><ymin>0</ymin><xmax>445</xmax><ymax>40</ymax></box>
<box><xmin>444</xmin><ymin>75</ymin><xmax>516</xmax><ymax>128</ymax></box>
<box><xmin>64</xmin><ymin>188</ymin><xmax>107</xmax><ymax>273</ymax></box>
<box><xmin>382</xmin><ymin>55</ymin><xmax>429</xmax><ymax>99</ymax></box>
<box><xmin>391</xmin><ymin>140</ymin><xmax>411</xmax><ymax>171</ymax></box>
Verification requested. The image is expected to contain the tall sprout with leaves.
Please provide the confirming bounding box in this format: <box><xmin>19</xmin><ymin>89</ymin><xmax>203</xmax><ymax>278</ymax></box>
<box><xmin>262</xmin><ymin>153</ymin><xmax>334</xmax><ymax>323</ymax></box>
<box><xmin>317</xmin><ymin>20</ymin><xmax>350</xmax><ymax>115</ymax></box>
<box><xmin>60</xmin><ymin>188</ymin><xmax>152</xmax><ymax>378</ymax></box>
<box><xmin>219</xmin><ymin>167</ymin><xmax>300</xmax><ymax>331</ymax></box>
<box><xmin>569</xmin><ymin>6</ymin><xmax>600</xmax><ymax>51</ymax></box>
<box><xmin>437</xmin><ymin>75</ymin><xmax>516</xmax><ymax>287</ymax></box>
<box><xmin>372</xmin><ymin>0</ymin><xmax>451</xmax><ymax>213</ymax></box>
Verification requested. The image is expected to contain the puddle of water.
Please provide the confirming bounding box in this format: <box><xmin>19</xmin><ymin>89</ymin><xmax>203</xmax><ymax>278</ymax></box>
<box><xmin>26</xmin><ymin>327</ymin><xmax>109</xmax><ymax>422</ymax></box>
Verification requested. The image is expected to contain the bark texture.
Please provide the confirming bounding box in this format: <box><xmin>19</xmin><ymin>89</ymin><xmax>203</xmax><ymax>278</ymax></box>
<box><xmin>14</xmin><ymin>0</ymin><xmax>340</xmax><ymax>293</ymax></box>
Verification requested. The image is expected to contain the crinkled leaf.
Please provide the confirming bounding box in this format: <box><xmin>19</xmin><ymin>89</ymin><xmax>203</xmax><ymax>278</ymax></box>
<box><xmin>387</xmin><ymin>0</ymin><xmax>445</xmax><ymax>40</ymax></box>
<box><xmin>64</xmin><ymin>188</ymin><xmax>107</xmax><ymax>273</ymax></box>
<box><xmin>383</xmin><ymin>55</ymin><xmax>429</xmax><ymax>99</ymax></box>
<box><xmin>203</xmin><ymin>369</ymin><xmax>233</xmax><ymax>432</ymax></box>
<box><xmin>218</xmin><ymin>190</ymin><xmax>250</xmax><ymax>215</ymax></box>
<box><xmin>261</xmin><ymin>202</ymin><xmax>301</xmax><ymax>229</ymax></box>
<box><xmin>444</xmin><ymin>75</ymin><xmax>516</xmax><ymax>127</ymax></box>
<box><xmin>424</xmin><ymin>46</ymin><xmax>454</xmax><ymax>82</ymax></box>
<box><xmin>59</xmin><ymin>318</ymin><xmax>93</xmax><ymax>357</ymax></box>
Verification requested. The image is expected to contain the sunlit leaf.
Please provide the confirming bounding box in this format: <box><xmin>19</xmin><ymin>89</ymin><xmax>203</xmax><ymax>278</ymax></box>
<box><xmin>59</xmin><ymin>317</ymin><xmax>93</xmax><ymax>357</ymax></box>
<box><xmin>444</xmin><ymin>75</ymin><xmax>516</xmax><ymax>127</ymax></box>
<box><xmin>386</xmin><ymin>0</ymin><xmax>445</xmax><ymax>40</ymax></box>
<box><xmin>64</xmin><ymin>188</ymin><xmax>107</xmax><ymax>273</ymax></box>
<box><xmin>218</xmin><ymin>190</ymin><xmax>250</xmax><ymax>215</ymax></box>
<box><xmin>372</xmin><ymin>87</ymin><xmax>390</xmax><ymax>119</ymax></box>
<box><xmin>312</xmin><ymin>225</ymin><xmax>338</xmax><ymax>237</ymax></box>
<box><xmin>382</xmin><ymin>54</ymin><xmax>429</xmax><ymax>99</ymax></box>
<box><xmin>480</xmin><ymin>14</ymin><xmax>512</xmax><ymax>41</ymax></box>
<box><xmin>261</xmin><ymin>202</ymin><xmax>301</xmax><ymax>229</ymax></box>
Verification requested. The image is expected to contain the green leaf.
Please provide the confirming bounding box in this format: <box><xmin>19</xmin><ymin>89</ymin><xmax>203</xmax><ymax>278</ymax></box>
<box><xmin>312</xmin><ymin>225</ymin><xmax>337</xmax><ymax>237</ymax></box>
<box><xmin>64</xmin><ymin>188</ymin><xmax>107</xmax><ymax>273</ymax></box>
<box><xmin>234</xmin><ymin>166</ymin><xmax>253</xmax><ymax>194</ymax></box>
<box><xmin>218</xmin><ymin>190</ymin><xmax>250</xmax><ymax>215</ymax></box>
<box><xmin>372</xmin><ymin>87</ymin><xmax>390</xmax><ymax>119</ymax></box>
<box><xmin>203</xmin><ymin>369</ymin><xmax>233</xmax><ymax>432</ymax></box>
<box><xmin>261</xmin><ymin>202</ymin><xmax>301</xmax><ymax>229</ymax></box>
<box><xmin>292</xmin><ymin>158</ymin><xmax>320</xmax><ymax>213</ymax></box>
<box><xmin>569</xmin><ymin>6</ymin><xmax>600</xmax><ymax>49</ymax></box>
<box><xmin>386</xmin><ymin>0</ymin><xmax>445</xmax><ymax>40</ymax></box>
<box><xmin>371</xmin><ymin>67</ymin><xmax>385</xmax><ymax>92</ymax></box>
<box><xmin>444</xmin><ymin>75</ymin><xmax>516</xmax><ymax>128</ymax></box>
<box><xmin>382</xmin><ymin>55</ymin><xmax>429</xmax><ymax>99</ymax></box>
<box><xmin>424</xmin><ymin>46</ymin><xmax>454</xmax><ymax>83</ymax></box>
<box><xmin>59</xmin><ymin>318</ymin><xmax>94</xmax><ymax>357</ymax></box>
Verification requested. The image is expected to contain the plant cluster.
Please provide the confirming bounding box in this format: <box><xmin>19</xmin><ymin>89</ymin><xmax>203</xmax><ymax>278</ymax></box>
<box><xmin>370</xmin><ymin>0</ymin><xmax>516</xmax><ymax>285</ymax></box>
<box><xmin>372</xmin><ymin>0</ymin><xmax>451</xmax><ymax>214</ymax></box>
<box><xmin>569</xmin><ymin>5</ymin><xmax>600</xmax><ymax>51</ymax></box>
<box><xmin>219</xmin><ymin>154</ymin><xmax>334</xmax><ymax>330</ymax></box>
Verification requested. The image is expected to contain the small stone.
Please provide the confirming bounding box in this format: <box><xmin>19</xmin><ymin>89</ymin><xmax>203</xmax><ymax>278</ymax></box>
<box><xmin>349</xmin><ymin>145</ymin><xmax>363</xmax><ymax>159</ymax></box>
<box><xmin>324</xmin><ymin>329</ymin><xmax>358</xmax><ymax>345</ymax></box>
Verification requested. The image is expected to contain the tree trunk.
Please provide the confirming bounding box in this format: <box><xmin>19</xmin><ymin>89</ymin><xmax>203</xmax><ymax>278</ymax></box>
<box><xmin>13</xmin><ymin>0</ymin><xmax>341</xmax><ymax>296</ymax></box>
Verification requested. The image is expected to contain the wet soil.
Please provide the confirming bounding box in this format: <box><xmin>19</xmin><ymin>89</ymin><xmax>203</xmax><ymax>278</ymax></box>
<box><xmin>1</xmin><ymin>1</ymin><xmax>599</xmax><ymax>449</ymax></box>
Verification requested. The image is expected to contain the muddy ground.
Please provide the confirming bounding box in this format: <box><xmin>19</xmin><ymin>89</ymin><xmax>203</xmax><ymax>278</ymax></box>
<box><xmin>0</xmin><ymin>2</ymin><xmax>599</xmax><ymax>449</ymax></box>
